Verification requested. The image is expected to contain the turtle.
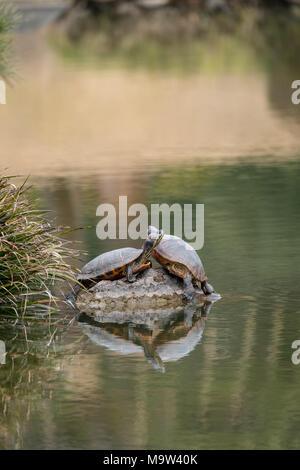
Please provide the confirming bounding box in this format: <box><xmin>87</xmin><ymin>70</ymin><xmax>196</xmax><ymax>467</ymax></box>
<box><xmin>66</xmin><ymin>228</ymin><xmax>164</xmax><ymax>305</ymax></box>
<box><xmin>148</xmin><ymin>226</ymin><xmax>214</xmax><ymax>301</ymax></box>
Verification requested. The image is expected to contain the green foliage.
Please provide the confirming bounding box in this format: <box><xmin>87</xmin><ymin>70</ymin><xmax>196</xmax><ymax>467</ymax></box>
<box><xmin>0</xmin><ymin>176</ymin><xmax>79</xmax><ymax>315</ymax></box>
<box><xmin>53</xmin><ymin>6</ymin><xmax>300</xmax><ymax>77</ymax></box>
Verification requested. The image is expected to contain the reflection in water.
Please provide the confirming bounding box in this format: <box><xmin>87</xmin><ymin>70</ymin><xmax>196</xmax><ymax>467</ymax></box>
<box><xmin>1</xmin><ymin>287</ymin><xmax>300</xmax><ymax>449</ymax></box>
<box><xmin>13</xmin><ymin>3</ymin><xmax>69</xmax><ymax>33</ymax></box>
<box><xmin>258</xmin><ymin>14</ymin><xmax>300</xmax><ymax>127</ymax></box>
<box><xmin>1</xmin><ymin>32</ymin><xmax>300</xmax><ymax>176</ymax></box>
<box><xmin>0</xmin><ymin>159</ymin><xmax>300</xmax><ymax>449</ymax></box>
<box><xmin>79</xmin><ymin>301</ymin><xmax>214</xmax><ymax>373</ymax></box>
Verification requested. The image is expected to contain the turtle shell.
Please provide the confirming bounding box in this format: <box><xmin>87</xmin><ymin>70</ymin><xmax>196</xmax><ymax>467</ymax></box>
<box><xmin>153</xmin><ymin>235</ymin><xmax>207</xmax><ymax>281</ymax></box>
<box><xmin>78</xmin><ymin>247</ymin><xmax>143</xmax><ymax>281</ymax></box>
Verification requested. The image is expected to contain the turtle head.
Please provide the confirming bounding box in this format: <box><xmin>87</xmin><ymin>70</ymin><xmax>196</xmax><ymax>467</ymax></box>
<box><xmin>147</xmin><ymin>225</ymin><xmax>159</xmax><ymax>238</ymax></box>
<box><xmin>143</xmin><ymin>228</ymin><xmax>164</xmax><ymax>258</ymax></box>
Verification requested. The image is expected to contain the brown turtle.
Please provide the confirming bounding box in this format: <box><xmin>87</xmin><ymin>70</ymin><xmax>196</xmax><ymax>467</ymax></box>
<box><xmin>148</xmin><ymin>226</ymin><xmax>214</xmax><ymax>301</ymax></box>
<box><xmin>66</xmin><ymin>228</ymin><xmax>164</xmax><ymax>304</ymax></box>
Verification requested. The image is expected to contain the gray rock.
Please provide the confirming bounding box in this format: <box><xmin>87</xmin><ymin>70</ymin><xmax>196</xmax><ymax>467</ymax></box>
<box><xmin>137</xmin><ymin>0</ymin><xmax>171</xmax><ymax>9</ymax></box>
<box><xmin>116</xmin><ymin>2</ymin><xmax>141</xmax><ymax>17</ymax></box>
<box><xmin>76</xmin><ymin>267</ymin><xmax>220</xmax><ymax>319</ymax></box>
<box><xmin>205</xmin><ymin>0</ymin><xmax>227</xmax><ymax>13</ymax></box>
<box><xmin>57</xmin><ymin>5</ymin><xmax>96</xmax><ymax>41</ymax></box>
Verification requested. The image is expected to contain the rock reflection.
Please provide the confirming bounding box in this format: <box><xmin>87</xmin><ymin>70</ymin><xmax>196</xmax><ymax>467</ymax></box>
<box><xmin>79</xmin><ymin>300</ymin><xmax>216</xmax><ymax>373</ymax></box>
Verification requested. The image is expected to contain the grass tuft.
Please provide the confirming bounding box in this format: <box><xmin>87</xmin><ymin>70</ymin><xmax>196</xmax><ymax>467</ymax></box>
<box><xmin>0</xmin><ymin>175</ymin><xmax>80</xmax><ymax>315</ymax></box>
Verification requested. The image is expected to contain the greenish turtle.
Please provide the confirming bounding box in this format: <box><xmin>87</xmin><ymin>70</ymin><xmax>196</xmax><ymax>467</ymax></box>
<box><xmin>148</xmin><ymin>226</ymin><xmax>214</xmax><ymax>301</ymax></box>
<box><xmin>66</xmin><ymin>228</ymin><xmax>164</xmax><ymax>304</ymax></box>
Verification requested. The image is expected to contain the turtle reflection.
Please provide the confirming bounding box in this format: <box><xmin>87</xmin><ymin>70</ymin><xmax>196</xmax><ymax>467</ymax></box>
<box><xmin>78</xmin><ymin>301</ymin><xmax>215</xmax><ymax>372</ymax></box>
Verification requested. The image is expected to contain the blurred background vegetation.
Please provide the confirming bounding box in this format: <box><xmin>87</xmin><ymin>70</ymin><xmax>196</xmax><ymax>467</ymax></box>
<box><xmin>56</xmin><ymin>0</ymin><xmax>300</xmax><ymax>72</ymax></box>
<box><xmin>52</xmin><ymin>0</ymin><xmax>300</xmax><ymax>123</ymax></box>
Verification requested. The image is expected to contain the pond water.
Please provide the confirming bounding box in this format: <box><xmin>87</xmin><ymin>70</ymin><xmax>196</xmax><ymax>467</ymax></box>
<box><xmin>0</xmin><ymin>15</ymin><xmax>300</xmax><ymax>449</ymax></box>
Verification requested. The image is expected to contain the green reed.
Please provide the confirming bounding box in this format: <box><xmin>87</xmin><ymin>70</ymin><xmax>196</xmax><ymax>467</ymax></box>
<box><xmin>0</xmin><ymin>176</ymin><xmax>80</xmax><ymax>315</ymax></box>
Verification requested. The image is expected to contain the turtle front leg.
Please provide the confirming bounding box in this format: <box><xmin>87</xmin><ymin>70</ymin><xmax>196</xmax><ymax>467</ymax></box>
<box><xmin>183</xmin><ymin>275</ymin><xmax>196</xmax><ymax>302</ymax></box>
<box><xmin>134</xmin><ymin>260</ymin><xmax>152</xmax><ymax>278</ymax></box>
<box><xmin>126</xmin><ymin>264</ymin><xmax>136</xmax><ymax>283</ymax></box>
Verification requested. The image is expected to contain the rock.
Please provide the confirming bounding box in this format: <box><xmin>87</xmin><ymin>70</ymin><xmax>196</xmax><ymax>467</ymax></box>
<box><xmin>76</xmin><ymin>267</ymin><xmax>220</xmax><ymax>319</ymax></box>
<box><xmin>116</xmin><ymin>2</ymin><xmax>141</xmax><ymax>17</ymax></box>
<box><xmin>205</xmin><ymin>0</ymin><xmax>228</xmax><ymax>13</ymax></box>
<box><xmin>137</xmin><ymin>0</ymin><xmax>171</xmax><ymax>9</ymax></box>
<box><xmin>57</xmin><ymin>5</ymin><xmax>97</xmax><ymax>41</ymax></box>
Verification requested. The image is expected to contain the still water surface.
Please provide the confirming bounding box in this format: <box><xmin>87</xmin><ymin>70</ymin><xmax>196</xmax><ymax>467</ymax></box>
<box><xmin>0</xmin><ymin>22</ymin><xmax>300</xmax><ymax>450</ymax></box>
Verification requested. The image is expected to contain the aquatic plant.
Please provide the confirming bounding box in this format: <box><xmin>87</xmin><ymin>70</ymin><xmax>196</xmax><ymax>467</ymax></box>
<box><xmin>0</xmin><ymin>175</ymin><xmax>80</xmax><ymax>315</ymax></box>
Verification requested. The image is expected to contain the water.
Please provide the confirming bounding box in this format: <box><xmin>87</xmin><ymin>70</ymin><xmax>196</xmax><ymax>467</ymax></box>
<box><xmin>1</xmin><ymin>11</ymin><xmax>300</xmax><ymax>450</ymax></box>
<box><xmin>12</xmin><ymin>3</ymin><xmax>69</xmax><ymax>33</ymax></box>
